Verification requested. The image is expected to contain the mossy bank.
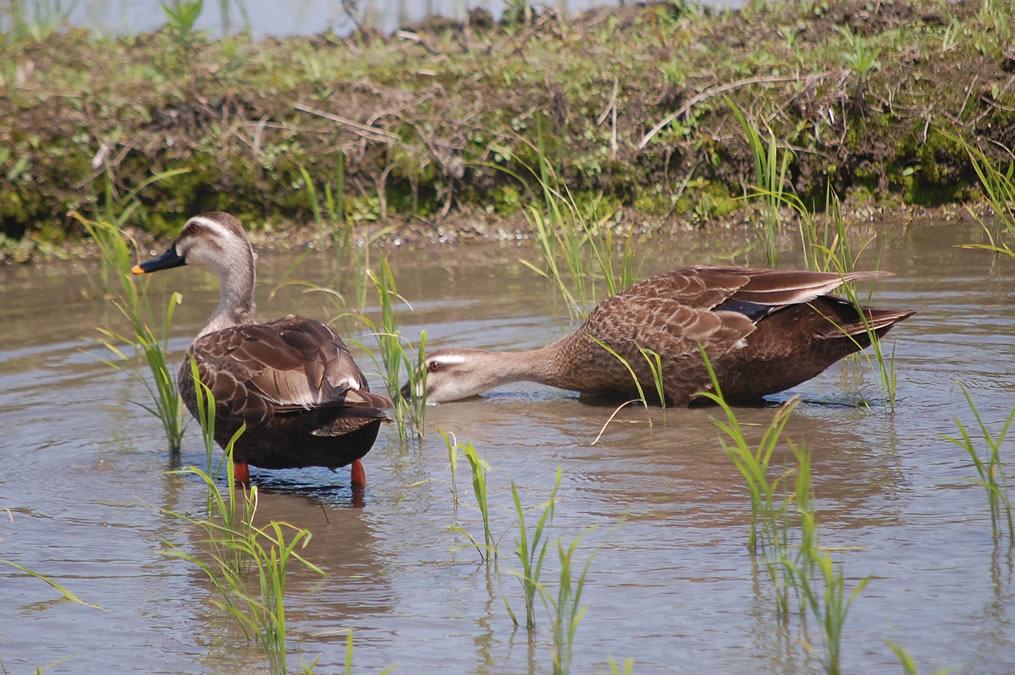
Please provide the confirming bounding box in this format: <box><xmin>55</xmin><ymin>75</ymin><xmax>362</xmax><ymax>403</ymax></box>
<box><xmin>2</xmin><ymin>0</ymin><xmax>1012</xmax><ymax>259</ymax></box>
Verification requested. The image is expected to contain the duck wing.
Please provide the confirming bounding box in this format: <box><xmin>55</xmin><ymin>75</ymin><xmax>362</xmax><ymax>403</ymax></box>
<box><xmin>580</xmin><ymin>266</ymin><xmax>892</xmax><ymax>371</ymax></box>
<box><xmin>573</xmin><ymin>266</ymin><xmax>896</xmax><ymax>403</ymax></box>
<box><xmin>190</xmin><ymin>315</ymin><xmax>392</xmax><ymax>427</ymax></box>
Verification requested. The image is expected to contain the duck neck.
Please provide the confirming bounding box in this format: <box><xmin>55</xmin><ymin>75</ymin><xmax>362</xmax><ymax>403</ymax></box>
<box><xmin>197</xmin><ymin>253</ymin><xmax>256</xmax><ymax>338</ymax></box>
<box><xmin>483</xmin><ymin>339</ymin><xmax>570</xmax><ymax>390</ymax></box>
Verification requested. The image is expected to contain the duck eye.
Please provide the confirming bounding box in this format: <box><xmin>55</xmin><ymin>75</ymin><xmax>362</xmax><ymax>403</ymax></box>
<box><xmin>427</xmin><ymin>360</ymin><xmax>440</xmax><ymax>373</ymax></box>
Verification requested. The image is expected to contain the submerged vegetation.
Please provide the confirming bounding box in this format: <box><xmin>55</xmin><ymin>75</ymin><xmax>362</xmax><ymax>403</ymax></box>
<box><xmin>2</xmin><ymin>0</ymin><xmax>1014</xmax><ymax>259</ymax></box>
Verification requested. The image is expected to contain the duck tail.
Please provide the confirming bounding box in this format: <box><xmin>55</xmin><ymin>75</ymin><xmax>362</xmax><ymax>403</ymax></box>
<box><xmin>817</xmin><ymin>300</ymin><xmax>916</xmax><ymax>339</ymax></box>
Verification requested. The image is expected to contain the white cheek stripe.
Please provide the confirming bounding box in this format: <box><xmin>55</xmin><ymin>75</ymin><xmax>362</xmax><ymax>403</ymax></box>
<box><xmin>188</xmin><ymin>215</ymin><xmax>233</xmax><ymax>240</ymax></box>
<box><xmin>432</xmin><ymin>354</ymin><xmax>467</xmax><ymax>366</ymax></box>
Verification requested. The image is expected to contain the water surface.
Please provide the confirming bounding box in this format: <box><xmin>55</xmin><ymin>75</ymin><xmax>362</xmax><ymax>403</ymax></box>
<box><xmin>1</xmin><ymin>219</ymin><xmax>1013</xmax><ymax>673</ymax></box>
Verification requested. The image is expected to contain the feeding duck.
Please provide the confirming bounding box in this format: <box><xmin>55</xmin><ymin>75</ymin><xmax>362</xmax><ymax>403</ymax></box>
<box><xmin>132</xmin><ymin>211</ymin><xmax>392</xmax><ymax>486</ymax></box>
<box><xmin>406</xmin><ymin>265</ymin><xmax>914</xmax><ymax>405</ymax></box>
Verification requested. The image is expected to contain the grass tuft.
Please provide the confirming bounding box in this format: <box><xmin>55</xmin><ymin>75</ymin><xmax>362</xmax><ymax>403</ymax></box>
<box><xmin>505</xmin><ymin>466</ymin><xmax>560</xmax><ymax>628</ymax></box>
<box><xmin>160</xmin><ymin>379</ymin><xmax>325</xmax><ymax>674</ymax></box>
<box><xmin>77</xmin><ymin>212</ymin><xmax>186</xmax><ymax>452</ymax></box>
<box><xmin>444</xmin><ymin>430</ymin><xmax>495</xmax><ymax>563</ymax></box>
<box><xmin>354</xmin><ymin>256</ymin><xmax>427</xmax><ymax>439</ymax></box>
<box><xmin>943</xmin><ymin>382</ymin><xmax>1015</xmax><ymax>539</ymax></box>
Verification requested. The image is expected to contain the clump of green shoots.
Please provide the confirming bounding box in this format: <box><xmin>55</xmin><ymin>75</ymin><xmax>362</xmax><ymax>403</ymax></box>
<box><xmin>696</xmin><ymin>350</ymin><xmax>867</xmax><ymax>668</ymax></box>
<box><xmin>504</xmin><ymin>466</ymin><xmax>560</xmax><ymax>628</ymax></box>
<box><xmin>797</xmin><ymin>185</ymin><xmax>872</xmax><ymax>275</ymax></box>
<box><xmin>831</xmin><ymin>280</ymin><xmax>900</xmax><ymax>413</ymax></box>
<box><xmin>502</xmin><ymin>123</ymin><xmax>635</xmax><ymax>320</ymax></box>
<box><xmin>698</xmin><ymin>346</ymin><xmax>871</xmax><ymax>671</ymax></box>
<box><xmin>786</xmin><ymin>540</ymin><xmax>869</xmax><ymax>675</ymax></box>
<box><xmin>353</xmin><ymin>256</ymin><xmax>428</xmax><ymax>439</ymax></box>
<box><xmin>542</xmin><ymin>527</ymin><xmax>599</xmax><ymax>675</ymax></box>
<box><xmin>161</xmin><ymin>379</ymin><xmax>326</xmax><ymax>674</ymax></box>
<box><xmin>299</xmin><ymin>154</ymin><xmax>400</xmax><ymax>311</ymax></box>
<box><xmin>836</xmin><ymin>25</ymin><xmax>881</xmax><ymax>113</ymax></box>
<box><xmin>444</xmin><ymin>429</ymin><xmax>495</xmax><ymax>563</ymax></box>
<box><xmin>727</xmin><ymin>97</ymin><xmax>794</xmax><ymax>266</ymax></box>
<box><xmin>77</xmin><ymin>212</ymin><xmax>186</xmax><ymax>452</ymax></box>
<box><xmin>696</xmin><ymin>345</ymin><xmax>799</xmax><ymax>556</ymax></box>
<box><xmin>779</xmin><ymin>444</ymin><xmax>870</xmax><ymax>674</ymax></box>
<box><xmin>944</xmin><ymin>382</ymin><xmax>1015</xmax><ymax>539</ymax></box>
<box><xmin>946</xmin><ymin>133</ymin><xmax>1015</xmax><ymax>259</ymax></box>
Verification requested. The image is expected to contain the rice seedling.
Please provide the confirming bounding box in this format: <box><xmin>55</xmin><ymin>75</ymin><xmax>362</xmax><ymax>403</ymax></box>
<box><xmin>164</xmin><ymin>503</ymin><xmax>325</xmax><ymax>674</ymax></box>
<box><xmin>504</xmin><ymin>466</ymin><xmax>560</xmax><ymax>628</ymax></box>
<box><xmin>299</xmin><ymin>159</ymin><xmax>351</xmax><ymax>247</ymax></box>
<box><xmin>353</xmin><ymin>256</ymin><xmax>428</xmax><ymax>439</ymax></box>
<box><xmin>701</xmin><ymin>366</ymin><xmax>870</xmax><ymax>671</ymax></box>
<box><xmin>588</xmin><ymin>337</ymin><xmax>650</xmax><ymax>415</ymax></box>
<box><xmin>639</xmin><ymin>346</ymin><xmax>667</xmax><ymax>411</ymax></box>
<box><xmin>438</xmin><ymin>428</ymin><xmax>463</xmax><ymax>505</ymax></box>
<box><xmin>444</xmin><ymin>432</ymin><xmax>495</xmax><ymax>563</ymax></box>
<box><xmin>695</xmin><ymin>346</ymin><xmax>804</xmax><ymax>616</ymax></box>
<box><xmin>299</xmin><ymin>153</ymin><xmax>401</xmax><ymax>313</ymax></box>
<box><xmin>542</xmin><ymin>527</ymin><xmax>599</xmax><ymax>675</ymax></box>
<box><xmin>945</xmin><ymin>133</ymin><xmax>1015</xmax><ymax>259</ymax></box>
<box><xmin>161</xmin><ymin>382</ymin><xmax>325</xmax><ymax>674</ymax></box>
<box><xmin>796</xmin><ymin>185</ymin><xmax>875</xmax><ymax>275</ymax></box>
<box><xmin>783</xmin><ymin>485</ymin><xmax>870</xmax><ymax>675</ymax></box>
<box><xmin>815</xmin><ymin>273</ymin><xmax>900</xmax><ymax>413</ymax></box>
<box><xmin>726</xmin><ymin>97</ymin><xmax>794</xmax><ymax>266</ymax></box>
<box><xmin>608</xmin><ymin>656</ymin><xmax>635</xmax><ymax>674</ymax></box>
<box><xmin>886</xmin><ymin>642</ymin><xmax>920</xmax><ymax>675</ymax></box>
<box><xmin>772</xmin><ymin>441</ymin><xmax>870</xmax><ymax>673</ymax></box>
<box><xmin>505</xmin><ymin>124</ymin><xmax>636</xmax><ymax>319</ymax></box>
<box><xmin>76</xmin><ymin>212</ymin><xmax>186</xmax><ymax>452</ymax></box>
<box><xmin>782</xmin><ymin>527</ymin><xmax>870</xmax><ymax>675</ymax></box>
<box><xmin>696</xmin><ymin>345</ymin><xmax>799</xmax><ymax>555</ymax></box>
<box><xmin>943</xmin><ymin>382</ymin><xmax>1015</xmax><ymax>539</ymax></box>
<box><xmin>0</xmin><ymin>559</ymin><xmax>105</xmax><ymax>611</ymax></box>
<box><xmin>520</xmin><ymin>195</ymin><xmax>636</xmax><ymax>321</ymax></box>
<box><xmin>885</xmin><ymin>641</ymin><xmax>955</xmax><ymax>675</ymax></box>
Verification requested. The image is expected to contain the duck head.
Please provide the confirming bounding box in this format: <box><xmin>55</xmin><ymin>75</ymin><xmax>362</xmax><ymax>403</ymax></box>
<box><xmin>401</xmin><ymin>347</ymin><xmax>534</xmax><ymax>403</ymax></box>
<box><xmin>132</xmin><ymin>211</ymin><xmax>257</xmax><ymax>335</ymax></box>
<box><xmin>132</xmin><ymin>211</ymin><xmax>254</xmax><ymax>278</ymax></box>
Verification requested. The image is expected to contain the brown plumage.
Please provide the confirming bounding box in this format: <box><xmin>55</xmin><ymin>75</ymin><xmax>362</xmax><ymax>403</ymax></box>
<box><xmin>132</xmin><ymin>211</ymin><xmax>391</xmax><ymax>483</ymax></box>
<box><xmin>408</xmin><ymin>265</ymin><xmax>915</xmax><ymax>405</ymax></box>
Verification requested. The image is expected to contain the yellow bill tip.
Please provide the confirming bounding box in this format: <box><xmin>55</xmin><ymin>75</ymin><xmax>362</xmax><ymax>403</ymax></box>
<box><xmin>130</xmin><ymin>263</ymin><xmax>146</xmax><ymax>275</ymax></box>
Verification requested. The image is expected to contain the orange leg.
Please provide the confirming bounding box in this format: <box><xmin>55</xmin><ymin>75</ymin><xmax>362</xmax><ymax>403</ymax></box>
<box><xmin>350</xmin><ymin>459</ymin><xmax>367</xmax><ymax>487</ymax></box>
<box><xmin>234</xmin><ymin>461</ymin><xmax>250</xmax><ymax>484</ymax></box>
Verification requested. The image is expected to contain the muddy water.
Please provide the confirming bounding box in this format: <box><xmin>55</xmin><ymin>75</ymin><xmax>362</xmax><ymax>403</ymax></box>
<box><xmin>2</xmin><ymin>219</ymin><xmax>1014</xmax><ymax>673</ymax></box>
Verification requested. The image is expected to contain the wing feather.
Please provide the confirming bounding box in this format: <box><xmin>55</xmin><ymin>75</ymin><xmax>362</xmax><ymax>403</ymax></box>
<box><xmin>189</xmin><ymin>315</ymin><xmax>393</xmax><ymax>423</ymax></box>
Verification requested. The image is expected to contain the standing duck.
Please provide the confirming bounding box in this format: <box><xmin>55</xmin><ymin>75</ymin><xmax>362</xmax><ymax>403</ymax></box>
<box><xmin>408</xmin><ymin>266</ymin><xmax>914</xmax><ymax>405</ymax></box>
<box><xmin>132</xmin><ymin>211</ymin><xmax>391</xmax><ymax>485</ymax></box>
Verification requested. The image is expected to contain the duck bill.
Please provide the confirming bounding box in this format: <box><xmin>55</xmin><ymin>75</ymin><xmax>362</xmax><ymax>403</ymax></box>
<box><xmin>132</xmin><ymin>245</ymin><xmax>185</xmax><ymax>275</ymax></box>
